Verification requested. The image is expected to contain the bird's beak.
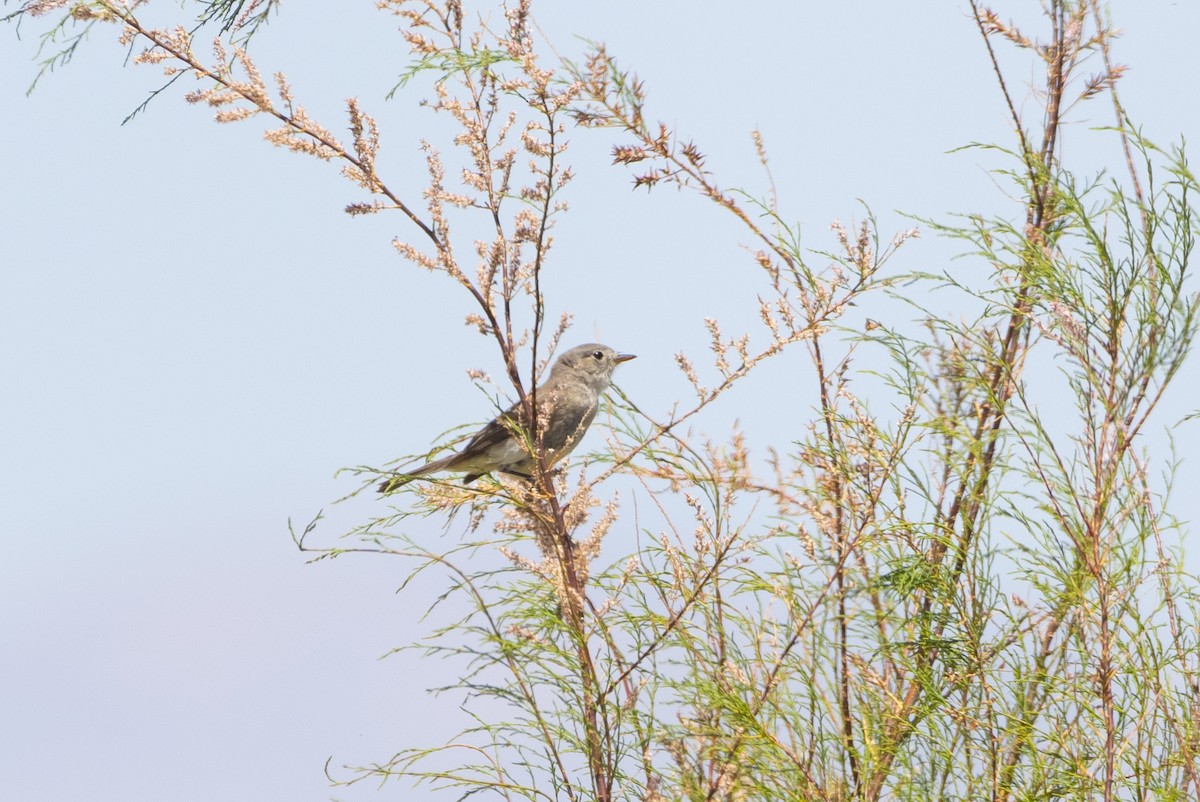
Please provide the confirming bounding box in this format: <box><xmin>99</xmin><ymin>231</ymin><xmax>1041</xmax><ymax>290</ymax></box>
<box><xmin>615</xmin><ymin>353</ymin><xmax>636</xmax><ymax>364</ymax></box>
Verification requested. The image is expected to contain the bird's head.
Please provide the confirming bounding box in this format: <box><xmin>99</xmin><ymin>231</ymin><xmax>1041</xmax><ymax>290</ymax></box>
<box><xmin>551</xmin><ymin>343</ymin><xmax>636</xmax><ymax>390</ymax></box>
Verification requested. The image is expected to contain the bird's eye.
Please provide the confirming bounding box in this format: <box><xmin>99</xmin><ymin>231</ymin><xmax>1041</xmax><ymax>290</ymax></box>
<box><xmin>592</xmin><ymin>350</ymin><xmax>605</xmax><ymax>360</ymax></box>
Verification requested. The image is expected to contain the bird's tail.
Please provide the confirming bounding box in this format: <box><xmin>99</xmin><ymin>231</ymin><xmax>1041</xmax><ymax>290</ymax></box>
<box><xmin>377</xmin><ymin>475</ymin><xmax>411</xmax><ymax>494</ymax></box>
<box><xmin>377</xmin><ymin>455</ymin><xmax>454</xmax><ymax>493</ymax></box>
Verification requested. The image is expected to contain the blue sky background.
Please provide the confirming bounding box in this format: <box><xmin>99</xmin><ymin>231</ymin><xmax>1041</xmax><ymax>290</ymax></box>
<box><xmin>3</xmin><ymin>2</ymin><xmax>1198</xmax><ymax>799</ymax></box>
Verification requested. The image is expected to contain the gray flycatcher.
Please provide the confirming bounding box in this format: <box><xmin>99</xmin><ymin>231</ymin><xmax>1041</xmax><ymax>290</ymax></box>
<box><xmin>378</xmin><ymin>343</ymin><xmax>635</xmax><ymax>492</ymax></box>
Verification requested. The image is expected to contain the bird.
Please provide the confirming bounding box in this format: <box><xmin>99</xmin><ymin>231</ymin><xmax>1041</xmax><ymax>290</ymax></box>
<box><xmin>378</xmin><ymin>343</ymin><xmax>635</xmax><ymax>492</ymax></box>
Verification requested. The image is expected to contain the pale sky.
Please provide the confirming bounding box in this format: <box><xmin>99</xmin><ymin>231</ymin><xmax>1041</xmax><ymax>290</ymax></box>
<box><xmin>3</xmin><ymin>2</ymin><xmax>1198</xmax><ymax>800</ymax></box>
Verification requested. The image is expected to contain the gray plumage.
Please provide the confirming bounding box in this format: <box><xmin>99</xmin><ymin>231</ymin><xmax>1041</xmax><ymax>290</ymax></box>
<box><xmin>379</xmin><ymin>344</ymin><xmax>635</xmax><ymax>492</ymax></box>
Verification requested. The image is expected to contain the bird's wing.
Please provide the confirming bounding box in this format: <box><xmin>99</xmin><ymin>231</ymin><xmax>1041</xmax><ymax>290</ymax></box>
<box><xmin>450</xmin><ymin>401</ymin><xmax>525</xmax><ymax>461</ymax></box>
<box><xmin>449</xmin><ymin>388</ymin><xmax>571</xmax><ymax>469</ymax></box>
